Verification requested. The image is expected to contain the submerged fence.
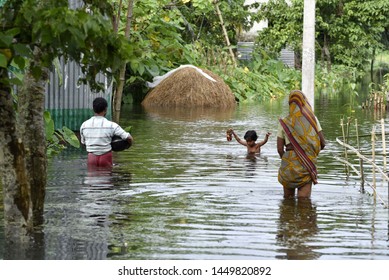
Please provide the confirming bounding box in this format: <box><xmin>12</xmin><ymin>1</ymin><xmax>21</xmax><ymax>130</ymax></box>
<box><xmin>335</xmin><ymin>117</ymin><xmax>389</xmax><ymax>208</ymax></box>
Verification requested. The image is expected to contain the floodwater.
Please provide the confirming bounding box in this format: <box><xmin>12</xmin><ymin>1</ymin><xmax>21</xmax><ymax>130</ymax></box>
<box><xmin>2</xmin><ymin>92</ymin><xmax>389</xmax><ymax>260</ymax></box>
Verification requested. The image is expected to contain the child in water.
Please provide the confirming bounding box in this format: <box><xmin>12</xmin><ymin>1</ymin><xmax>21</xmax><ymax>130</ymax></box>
<box><xmin>227</xmin><ymin>129</ymin><xmax>271</xmax><ymax>154</ymax></box>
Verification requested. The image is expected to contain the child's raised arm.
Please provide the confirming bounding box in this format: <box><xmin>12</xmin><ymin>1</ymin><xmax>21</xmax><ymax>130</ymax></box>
<box><xmin>256</xmin><ymin>132</ymin><xmax>271</xmax><ymax>147</ymax></box>
<box><xmin>228</xmin><ymin>129</ymin><xmax>247</xmax><ymax>146</ymax></box>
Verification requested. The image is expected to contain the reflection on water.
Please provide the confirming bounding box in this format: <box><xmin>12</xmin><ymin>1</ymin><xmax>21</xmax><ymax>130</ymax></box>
<box><xmin>1</xmin><ymin>95</ymin><xmax>389</xmax><ymax>260</ymax></box>
<box><xmin>143</xmin><ymin>105</ymin><xmax>236</xmax><ymax>121</ymax></box>
<box><xmin>244</xmin><ymin>153</ymin><xmax>269</xmax><ymax>178</ymax></box>
<box><xmin>84</xmin><ymin>169</ymin><xmax>114</xmax><ymax>189</ymax></box>
<box><xmin>276</xmin><ymin>198</ymin><xmax>320</xmax><ymax>260</ymax></box>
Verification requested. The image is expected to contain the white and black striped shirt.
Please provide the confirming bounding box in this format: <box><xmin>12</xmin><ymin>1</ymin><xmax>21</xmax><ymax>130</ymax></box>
<box><xmin>80</xmin><ymin>116</ymin><xmax>130</xmax><ymax>155</ymax></box>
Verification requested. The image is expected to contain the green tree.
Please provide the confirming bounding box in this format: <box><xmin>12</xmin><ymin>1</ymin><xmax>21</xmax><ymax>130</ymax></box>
<box><xmin>0</xmin><ymin>0</ymin><xmax>128</xmax><ymax>236</ymax></box>
<box><xmin>251</xmin><ymin>0</ymin><xmax>389</xmax><ymax>71</ymax></box>
<box><xmin>109</xmin><ymin>0</ymin><xmax>190</xmax><ymax>104</ymax></box>
<box><xmin>110</xmin><ymin>0</ymin><xmax>284</xmax><ymax>103</ymax></box>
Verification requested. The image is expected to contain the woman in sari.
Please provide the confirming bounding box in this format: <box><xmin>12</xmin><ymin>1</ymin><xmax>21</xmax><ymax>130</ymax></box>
<box><xmin>277</xmin><ymin>90</ymin><xmax>326</xmax><ymax>198</ymax></box>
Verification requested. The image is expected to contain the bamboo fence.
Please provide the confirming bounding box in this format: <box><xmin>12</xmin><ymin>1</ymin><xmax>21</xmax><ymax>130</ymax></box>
<box><xmin>336</xmin><ymin>117</ymin><xmax>389</xmax><ymax>208</ymax></box>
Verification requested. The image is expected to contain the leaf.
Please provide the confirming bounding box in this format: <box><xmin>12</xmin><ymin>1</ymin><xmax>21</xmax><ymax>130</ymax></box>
<box><xmin>130</xmin><ymin>60</ymin><xmax>139</xmax><ymax>72</ymax></box>
<box><xmin>5</xmin><ymin>28</ymin><xmax>20</xmax><ymax>38</ymax></box>
<box><xmin>8</xmin><ymin>77</ymin><xmax>23</xmax><ymax>86</ymax></box>
<box><xmin>138</xmin><ymin>63</ymin><xmax>145</xmax><ymax>75</ymax></box>
<box><xmin>61</xmin><ymin>126</ymin><xmax>81</xmax><ymax>148</ymax></box>
<box><xmin>13</xmin><ymin>44</ymin><xmax>32</xmax><ymax>57</ymax></box>
<box><xmin>0</xmin><ymin>53</ymin><xmax>7</xmax><ymax>68</ymax></box>
<box><xmin>31</xmin><ymin>66</ymin><xmax>42</xmax><ymax>80</ymax></box>
<box><xmin>44</xmin><ymin>111</ymin><xmax>55</xmax><ymax>141</ymax></box>
<box><xmin>53</xmin><ymin>57</ymin><xmax>63</xmax><ymax>85</ymax></box>
<box><xmin>146</xmin><ymin>64</ymin><xmax>160</xmax><ymax>76</ymax></box>
<box><xmin>127</xmin><ymin>76</ymin><xmax>137</xmax><ymax>83</ymax></box>
<box><xmin>13</xmin><ymin>55</ymin><xmax>25</xmax><ymax>70</ymax></box>
<box><xmin>0</xmin><ymin>34</ymin><xmax>13</xmax><ymax>47</ymax></box>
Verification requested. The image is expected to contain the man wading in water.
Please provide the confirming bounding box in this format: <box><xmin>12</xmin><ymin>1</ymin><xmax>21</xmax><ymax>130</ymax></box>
<box><xmin>80</xmin><ymin>97</ymin><xmax>133</xmax><ymax>170</ymax></box>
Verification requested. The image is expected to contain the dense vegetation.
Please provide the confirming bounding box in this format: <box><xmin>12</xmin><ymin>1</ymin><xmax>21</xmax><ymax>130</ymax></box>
<box><xmin>0</xmin><ymin>0</ymin><xmax>388</xmax><ymax>231</ymax></box>
<box><xmin>2</xmin><ymin>0</ymin><xmax>388</xmax><ymax>105</ymax></box>
<box><xmin>108</xmin><ymin>0</ymin><xmax>389</xmax><ymax>103</ymax></box>
<box><xmin>108</xmin><ymin>0</ymin><xmax>299</xmax><ymax>104</ymax></box>
<box><xmin>251</xmin><ymin>0</ymin><xmax>389</xmax><ymax>96</ymax></box>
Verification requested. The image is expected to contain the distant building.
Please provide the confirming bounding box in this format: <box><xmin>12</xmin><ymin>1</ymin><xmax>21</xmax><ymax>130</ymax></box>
<box><xmin>241</xmin><ymin>0</ymin><xmax>268</xmax><ymax>41</ymax></box>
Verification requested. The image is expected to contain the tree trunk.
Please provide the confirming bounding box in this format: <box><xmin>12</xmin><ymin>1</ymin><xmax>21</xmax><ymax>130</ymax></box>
<box><xmin>113</xmin><ymin>0</ymin><xmax>123</xmax><ymax>33</ymax></box>
<box><xmin>0</xmin><ymin>48</ymin><xmax>48</xmax><ymax>258</ymax></box>
<box><xmin>113</xmin><ymin>0</ymin><xmax>135</xmax><ymax>123</ymax></box>
<box><xmin>18</xmin><ymin>47</ymin><xmax>49</xmax><ymax>226</ymax></box>
<box><xmin>371</xmin><ymin>48</ymin><xmax>375</xmax><ymax>84</ymax></box>
<box><xmin>0</xmin><ymin>68</ymin><xmax>33</xmax><ymax>246</ymax></box>
<box><xmin>323</xmin><ymin>33</ymin><xmax>331</xmax><ymax>72</ymax></box>
<box><xmin>214</xmin><ymin>1</ymin><xmax>237</xmax><ymax>68</ymax></box>
<box><xmin>294</xmin><ymin>49</ymin><xmax>302</xmax><ymax>70</ymax></box>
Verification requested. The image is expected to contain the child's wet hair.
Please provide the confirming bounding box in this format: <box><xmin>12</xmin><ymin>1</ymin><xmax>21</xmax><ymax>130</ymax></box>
<box><xmin>244</xmin><ymin>130</ymin><xmax>258</xmax><ymax>141</ymax></box>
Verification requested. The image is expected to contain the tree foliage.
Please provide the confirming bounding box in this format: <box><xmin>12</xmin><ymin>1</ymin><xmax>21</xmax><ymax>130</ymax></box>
<box><xmin>44</xmin><ymin>111</ymin><xmax>80</xmax><ymax>156</ymax></box>
<box><xmin>251</xmin><ymin>0</ymin><xmax>389</xmax><ymax>71</ymax></box>
<box><xmin>1</xmin><ymin>0</ymin><xmax>129</xmax><ymax>90</ymax></box>
<box><xmin>109</xmin><ymin>0</ymin><xmax>293</xmax><ymax>102</ymax></box>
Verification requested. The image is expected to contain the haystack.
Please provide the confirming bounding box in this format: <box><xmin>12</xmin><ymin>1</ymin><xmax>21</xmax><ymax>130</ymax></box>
<box><xmin>142</xmin><ymin>66</ymin><xmax>236</xmax><ymax>108</ymax></box>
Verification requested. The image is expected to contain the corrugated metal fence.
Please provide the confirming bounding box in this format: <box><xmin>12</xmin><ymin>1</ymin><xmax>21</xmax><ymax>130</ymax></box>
<box><xmin>45</xmin><ymin>57</ymin><xmax>112</xmax><ymax>131</ymax></box>
<box><xmin>237</xmin><ymin>42</ymin><xmax>295</xmax><ymax>68</ymax></box>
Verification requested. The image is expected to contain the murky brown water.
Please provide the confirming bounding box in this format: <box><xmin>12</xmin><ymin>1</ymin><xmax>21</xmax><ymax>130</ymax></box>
<box><xmin>1</xmin><ymin>93</ymin><xmax>389</xmax><ymax>260</ymax></box>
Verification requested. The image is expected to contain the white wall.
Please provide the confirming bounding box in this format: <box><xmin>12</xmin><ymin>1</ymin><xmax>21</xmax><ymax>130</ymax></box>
<box><xmin>243</xmin><ymin>0</ymin><xmax>268</xmax><ymax>39</ymax></box>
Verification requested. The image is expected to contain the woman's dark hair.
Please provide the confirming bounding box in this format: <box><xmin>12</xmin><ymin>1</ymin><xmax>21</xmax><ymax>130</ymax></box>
<box><xmin>93</xmin><ymin>97</ymin><xmax>108</xmax><ymax>114</ymax></box>
<box><xmin>244</xmin><ymin>130</ymin><xmax>258</xmax><ymax>141</ymax></box>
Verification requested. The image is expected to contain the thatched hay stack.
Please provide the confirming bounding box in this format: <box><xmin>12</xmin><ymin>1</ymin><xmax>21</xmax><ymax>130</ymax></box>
<box><xmin>142</xmin><ymin>67</ymin><xmax>236</xmax><ymax>108</ymax></box>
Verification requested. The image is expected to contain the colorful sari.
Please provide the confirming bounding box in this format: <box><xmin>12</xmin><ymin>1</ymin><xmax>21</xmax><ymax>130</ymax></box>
<box><xmin>278</xmin><ymin>90</ymin><xmax>321</xmax><ymax>188</ymax></box>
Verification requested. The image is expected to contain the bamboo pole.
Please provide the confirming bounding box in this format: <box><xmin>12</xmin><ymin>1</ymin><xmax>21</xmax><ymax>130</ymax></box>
<box><xmin>213</xmin><ymin>1</ymin><xmax>237</xmax><ymax>67</ymax></box>
<box><xmin>335</xmin><ymin>137</ymin><xmax>389</xmax><ymax>181</ymax></box>
<box><xmin>335</xmin><ymin>136</ymin><xmax>389</xmax><ymax>208</ymax></box>
<box><xmin>381</xmin><ymin>118</ymin><xmax>387</xmax><ymax>172</ymax></box>
<box><xmin>113</xmin><ymin>0</ymin><xmax>135</xmax><ymax>123</ymax></box>
<box><xmin>334</xmin><ymin>155</ymin><xmax>388</xmax><ymax>208</ymax></box>
<box><xmin>374</xmin><ymin>92</ymin><xmax>377</xmax><ymax>110</ymax></box>
<box><xmin>372</xmin><ymin>125</ymin><xmax>376</xmax><ymax>197</ymax></box>
<box><xmin>355</xmin><ymin>119</ymin><xmax>365</xmax><ymax>191</ymax></box>
<box><xmin>346</xmin><ymin>117</ymin><xmax>351</xmax><ymax>145</ymax></box>
<box><xmin>340</xmin><ymin>118</ymin><xmax>349</xmax><ymax>175</ymax></box>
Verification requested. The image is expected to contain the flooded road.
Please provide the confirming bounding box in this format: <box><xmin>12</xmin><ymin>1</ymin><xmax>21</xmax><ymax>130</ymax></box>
<box><xmin>2</xmin><ymin>93</ymin><xmax>389</xmax><ymax>260</ymax></box>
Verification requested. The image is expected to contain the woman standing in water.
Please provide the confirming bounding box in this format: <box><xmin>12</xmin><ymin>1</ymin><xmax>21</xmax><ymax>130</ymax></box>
<box><xmin>277</xmin><ymin>90</ymin><xmax>326</xmax><ymax>198</ymax></box>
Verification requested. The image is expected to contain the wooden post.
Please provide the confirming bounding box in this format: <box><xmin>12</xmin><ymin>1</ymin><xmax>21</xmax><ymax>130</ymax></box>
<box><xmin>381</xmin><ymin>119</ymin><xmax>387</xmax><ymax>173</ymax></box>
<box><xmin>374</xmin><ymin>92</ymin><xmax>377</xmax><ymax>109</ymax></box>
<box><xmin>355</xmin><ymin>119</ymin><xmax>365</xmax><ymax>191</ymax></box>
<box><xmin>214</xmin><ymin>1</ymin><xmax>237</xmax><ymax>67</ymax></box>
<box><xmin>346</xmin><ymin>117</ymin><xmax>351</xmax><ymax>144</ymax></box>
<box><xmin>340</xmin><ymin>118</ymin><xmax>349</xmax><ymax>175</ymax></box>
<box><xmin>372</xmin><ymin>125</ymin><xmax>376</xmax><ymax>197</ymax></box>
